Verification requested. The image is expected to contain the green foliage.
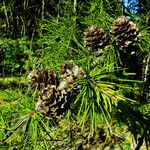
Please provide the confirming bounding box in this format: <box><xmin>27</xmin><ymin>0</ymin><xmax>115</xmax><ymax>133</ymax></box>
<box><xmin>0</xmin><ymin>37</ymin><xmax>32</xmax><ymax>76</ymax></box>
<box><xmin>0</xmin><ymin>111</ymin><xmax>57</xmax><ymax>150</ymax></box>
<box><xmin>0</xmin><ymin>0</ymin><xmax>150</xmax><ymax>149</ymax></box>
<box><xmin>34</xmin><ymin>16</ymin><xmax>80</xmax><ymax>70</ymax></box>
<box><xmin>74</xmin><ymin>56</ymin><xmax>139</xmax><ymax>135</ymax></box>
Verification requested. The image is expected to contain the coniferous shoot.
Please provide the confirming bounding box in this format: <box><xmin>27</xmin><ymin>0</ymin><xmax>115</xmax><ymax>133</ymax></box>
<box><xmin>112</xmin><ymin>16</ymin><xmax>141</xmax><ymax>48</ymax></box>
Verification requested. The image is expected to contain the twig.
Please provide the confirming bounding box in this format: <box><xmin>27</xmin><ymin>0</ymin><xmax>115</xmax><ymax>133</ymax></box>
<box><xmin>73</xmin><ymin>0</ymin><xmax>77</xmax><ymax>15</ymax></box>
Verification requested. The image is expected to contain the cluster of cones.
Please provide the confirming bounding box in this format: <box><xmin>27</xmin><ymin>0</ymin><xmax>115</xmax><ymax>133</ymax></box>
<box><xmin>28</xmin><ymin>16</ymin><xmax>149</xmax><ymax>119</ymax></box>
<box><xmin>83</xmin><ymin>16</ymin><xmax>141</xmax><ymax>50</ymax></box>
<box><xmin>28</xmin><ymin>61</ymin><xmax>83</xmax><ymax>119</ymax></box>
<box><xmin>83</xmin><ymin>16</ymin><xmax>150</xmax><ymax>82</ymax></box>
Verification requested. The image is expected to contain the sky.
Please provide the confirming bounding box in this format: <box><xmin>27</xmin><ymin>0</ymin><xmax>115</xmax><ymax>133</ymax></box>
<box><xmin>123</xmin><ymin>0</ymin><xmax>138</xmax><ymax>13</ymax></box>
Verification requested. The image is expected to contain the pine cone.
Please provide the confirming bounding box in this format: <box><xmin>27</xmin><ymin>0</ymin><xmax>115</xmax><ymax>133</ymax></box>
<box><xmin>73</xmin><ymin>123</ymin><xmax>106</xmax><ymax>150</ymax></box>
<box><xmin>146</xmin><ymin>16</ymin><xmax>150</xmax><ymax>26</ymax></box>
<box><xmin>28</xmin><ymin>70</ymin><xmax>59</xmax><ymax>90</ymax></box>
<box><xmin>60</xmin><ymin>61</ymin><xmax>83</xmax><ymax>78</ymax></box>
<box><xmin>83</xmin><ymin>25</ymin><xmax>110</xmax><ymax>52</ymax></box>
<box><xmin>58</xmin><ymin>61</ymin><xmax>83</xmax><ymax>90</ymax></box>
<box><xmin>112</xmin><ymin>16</ymin><xmax>140</xmax><ymax>48</ymax></box>
<box><xmin>36</xmin><ymin>85</ymin><xmax>68</xmax><ymax>118</ymax></box>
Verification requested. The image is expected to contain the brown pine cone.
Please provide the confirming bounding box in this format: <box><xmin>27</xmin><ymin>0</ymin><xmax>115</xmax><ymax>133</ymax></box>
<box><xmin>28</xmin><ymin>70</ymin><xmax>48</xmax><ymax>90</ymax></box>
<box><xmin>59</xmin><ymin>61</ymin><xmax>83</xmax><ymax>90</ymax></box>
<box><xmin>83</xmin><ymin>25</ymin><xmax>110</xmax><ymax>52</ymax></box>
<box><xmin>28</xmin><ymin>70</ymin><xmax>59</xmax><ymax>90</ymax></box>
<box><xmin>36</xmin><ymin>85</ymin><xmax>68</xmax><ymax>118</ymax></box>
<box><xmin>112</xmin><ymin>16</ymin><xmax>140</xmax><ymax>48</ymax></box>
<box><xmin>60</xmin><ymin>61</ymin><xmax>83</xmax><ymax>78</ymax></box>
<box><xmin>72</xmin><ymin>123</ymin><xmax>106</xmax><ymax>150</ymax></box>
